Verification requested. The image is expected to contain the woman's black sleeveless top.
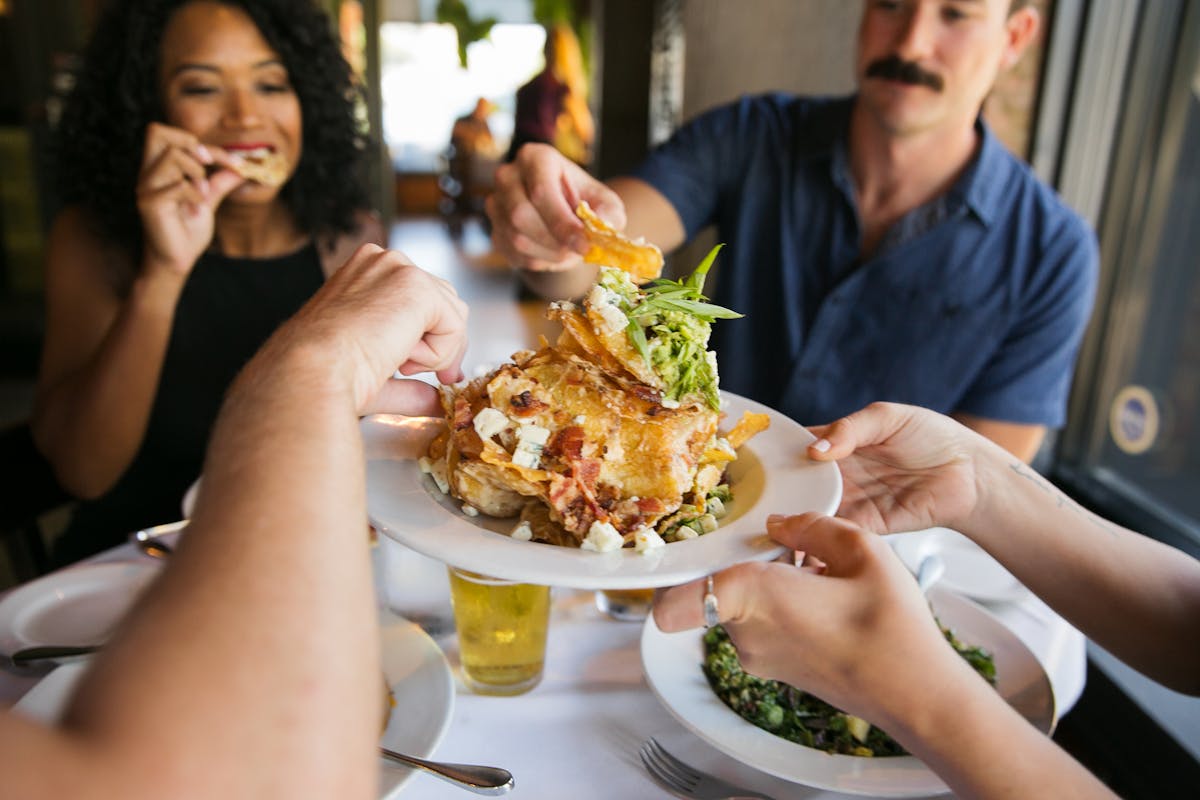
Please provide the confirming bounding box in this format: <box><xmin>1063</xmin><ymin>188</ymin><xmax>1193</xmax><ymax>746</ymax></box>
<box><xmin>52</xmin><ymin>243</ymin><xmax>323</xmax><ymax>565</ymax></box>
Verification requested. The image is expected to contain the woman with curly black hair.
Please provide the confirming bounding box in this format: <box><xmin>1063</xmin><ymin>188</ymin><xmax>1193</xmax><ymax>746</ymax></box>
<box><xmin>32</xmin><ymin>0</ymin><xmax>385</xmax><ymax>564</ymax></box>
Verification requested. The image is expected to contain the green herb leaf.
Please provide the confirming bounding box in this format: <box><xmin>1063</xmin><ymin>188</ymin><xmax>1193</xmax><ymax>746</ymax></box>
<box><xmin>626</xmin><ymin>316</ymin><xmax>651</xmax><ymax>365</ymax></box>
<box><xmin>640</xmin><ymin>297</ymin><xmax>743</xmax><ymax>320</ymax></box>
<box><xmin>687</xmin><ymin>243</ymin><xmax>724</xmax><ymax>293</ymax></box>
<box><xmin>617</xmin><ymin>243</ymin><xmax>738</xmax><ymax>410</ymax></box>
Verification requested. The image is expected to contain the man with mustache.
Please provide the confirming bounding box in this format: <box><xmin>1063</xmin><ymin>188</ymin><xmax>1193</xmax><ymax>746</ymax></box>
<box><xmin>488</xmin><ymin>0</ymin><xmax>1097</xmax><ymax>463</ymax></box>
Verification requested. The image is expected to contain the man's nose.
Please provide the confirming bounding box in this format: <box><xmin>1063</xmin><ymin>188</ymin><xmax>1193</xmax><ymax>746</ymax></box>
<box><xmin>892</xmin><ymin>3</ymin><xmax>938</xmax><ymax>62</ymax></box>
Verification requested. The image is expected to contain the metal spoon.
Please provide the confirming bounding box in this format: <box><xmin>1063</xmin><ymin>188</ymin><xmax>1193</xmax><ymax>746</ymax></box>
<box><xmin>379</xmin><ymin>747</ymin><xmax>514</xmax><ymax>795</ymax></box>
<box><xmin>916</xmin><ymin>552</ymin><xmax>946</xmax><ymax>594</ymax></box>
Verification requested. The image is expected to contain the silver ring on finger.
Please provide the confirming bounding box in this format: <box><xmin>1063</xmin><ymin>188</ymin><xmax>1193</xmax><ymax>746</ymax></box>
<box><xmin>703</xmin><ymin>574</ymin><xmax>720</xmax><ymax>629</ymax></box>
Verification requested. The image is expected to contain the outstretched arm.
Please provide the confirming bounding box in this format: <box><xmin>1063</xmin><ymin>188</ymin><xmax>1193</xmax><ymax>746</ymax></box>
<box><xmin>3</xmin><ymin>244</ymin><xmax>468</xmax><ymax>800</ymax></box>
<box><xmin>809</xmin><ymin>401</ymin><xmax>1200</xmax><ymax>695</ymax></box>
<box><xmin>951</xmin><ymin>412</ymin><xmax>1044</xmax><ymax>463</ymax></box>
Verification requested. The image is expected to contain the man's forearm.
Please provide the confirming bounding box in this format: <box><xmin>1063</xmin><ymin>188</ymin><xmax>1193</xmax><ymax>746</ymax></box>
<box><xmin>58</xmin><ymin>341</ymin><xmax>380</xmax><ymax>800</ymax></box>
<box><xmin>517</xmin><ymin>263</ymin><xmax>598</xmax><ymax>301</ymax></box>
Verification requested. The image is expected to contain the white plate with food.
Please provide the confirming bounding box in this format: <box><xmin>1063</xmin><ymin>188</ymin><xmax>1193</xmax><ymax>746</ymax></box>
<box><xmin>12</xmin><ymin>610</ymin><xmax>453</xmax><ymax>799</ymax></box>
<box><xmin>364</xmin><ymin>391</ymin><xmax>842</xmax><ymax>590</ymax></box>
<box><xmin>641</xmin><ymin>585</ymin><xmax>1056</xmax><ymax>797</ymax></box>
<box><xmin>0</xmin><ymin>561</ymin><xmax>163</xmax><ymax>657</ymax></box>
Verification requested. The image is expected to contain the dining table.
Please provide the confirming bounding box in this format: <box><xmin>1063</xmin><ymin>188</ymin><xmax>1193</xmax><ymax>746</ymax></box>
<box><xmin>1</xmin><ymin>522</ymin><xmax>1086</xmax><ymax>800</ymax></box>
<box><xmin>0</xmin><ymin>223</ymin><xmax>1089</xmax><ymax>797</ymax></box>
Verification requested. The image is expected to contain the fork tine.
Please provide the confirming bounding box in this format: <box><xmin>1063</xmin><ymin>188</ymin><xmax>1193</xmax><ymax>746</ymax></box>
<box><xmin>647</xmin><ymin>737</ymin><xmax>703</xmax><ymax>783</ymax></box>
<box><xmin>648</xmin><ymin>738</ymin><xmax>700</xmax><ymax>786</ymax></box>
<box><xmin>639</xmin><ymin>738</ymin><xmax>778</xmax><ymax>800</ymax></box>
<box><xmin>641</xmin><ymin>739</ymin><xmax>698</xmax><ymax>792</ymax></box>
<box><xmin>639</xmin><ymin>746</ymin><xmax>692</xmax><ymax>796</ymax></box>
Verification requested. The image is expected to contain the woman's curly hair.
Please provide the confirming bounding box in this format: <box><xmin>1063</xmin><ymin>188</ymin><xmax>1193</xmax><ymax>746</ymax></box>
<box><xmin>52</xmin><ymin>0</ymin><xmax>372</xmax><ymax>282</ymax></box>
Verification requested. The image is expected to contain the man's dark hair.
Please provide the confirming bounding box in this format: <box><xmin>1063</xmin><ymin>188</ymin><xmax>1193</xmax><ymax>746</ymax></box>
<box><xmin>52</xmin><ymin>0</ymin><xmax>371</xmax><ymax>288</ymax></box>
<box><xmin>1009</xmin><ymin>0</ymin><xmax>1034</xmax><ymax>13</ymax></box>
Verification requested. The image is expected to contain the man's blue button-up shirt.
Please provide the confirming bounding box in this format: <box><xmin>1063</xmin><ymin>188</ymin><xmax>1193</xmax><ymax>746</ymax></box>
<box><xmin>633</xmin><ymin>94</ymin><xmax>1098</xmax><ymax>427</ymax></box>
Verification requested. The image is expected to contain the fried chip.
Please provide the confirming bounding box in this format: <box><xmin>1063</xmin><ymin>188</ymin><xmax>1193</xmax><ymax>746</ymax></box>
<box><xmin>724</xmin><ymin>411</ymin><xmax>770</xmax><ymax>450</ymax></box>
<box><xmin>233</xmin><ymin>151</ymin><xmax>289</xmax><ymax>187</ymax></box>
<box><xmin>577</xmin><ymin>201</ymin><xmax>664</xmax><ymax>282</ymax></box>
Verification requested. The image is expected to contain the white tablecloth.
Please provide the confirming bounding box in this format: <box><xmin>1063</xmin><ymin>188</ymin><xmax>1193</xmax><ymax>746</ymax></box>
<box><xmin>1</xmin><ymin>529</ymin><xmax>1086</xmax><ymax>799</ymax></box>
<box><xmin>376</xmin><ymin>535</ymin><xmax>1087</xmax><ymax>799</ymax></box>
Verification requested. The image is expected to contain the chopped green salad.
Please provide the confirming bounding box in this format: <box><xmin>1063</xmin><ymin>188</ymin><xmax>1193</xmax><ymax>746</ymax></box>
<box><xmin>596</xmin><ymin>245</ymin><xmax>741</xmax><ymax>410</ymax></box>
<box><xmin>702</xmin><ymin>623</ymin><xmax>997</xmax><ymax>757</ymax></box>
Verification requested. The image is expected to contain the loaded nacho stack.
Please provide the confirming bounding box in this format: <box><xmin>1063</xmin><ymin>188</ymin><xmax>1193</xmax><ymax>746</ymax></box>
<box><xmin>422</xmin><ymin>203</ymin><xmax>768</xmax><ymax>552</ymax></box>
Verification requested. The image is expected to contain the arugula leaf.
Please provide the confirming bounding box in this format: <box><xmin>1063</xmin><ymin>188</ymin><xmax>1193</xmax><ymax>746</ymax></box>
<box><xmin>626</xmin><ymin>316</ymin><xmax>651</xmax><ymax>365</ymax></box>
<box><xmin>637</xmin><ymin>297</ymin><xmax>743</xmax><ymax>320</ymax></box>
<box><xmin>637</xmin><ymin>244</ymin><xmax>742</xmax><ymax>321</ymax></box>
<box><xmin>687</xmin><ymin>242</ymin><xmax>723</xmax><ymax>293</ymax></box>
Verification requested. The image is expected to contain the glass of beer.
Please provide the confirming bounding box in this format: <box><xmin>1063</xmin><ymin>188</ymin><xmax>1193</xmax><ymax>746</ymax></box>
<box><xmin>594</xmin><ymin>588</ymin><xmax>655</xmax><ymax>622</ymax></box>
<box><xmin>447</xmin><ymin>567</ymin><xmax>551</xmax><ymax>695</ymax></box>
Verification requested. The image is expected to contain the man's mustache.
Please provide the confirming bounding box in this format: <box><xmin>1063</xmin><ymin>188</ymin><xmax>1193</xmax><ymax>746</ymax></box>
<box><xmin>865</xmin><ymin>55</ymin><xmax>944</xmax><ymax>91</ymax></box>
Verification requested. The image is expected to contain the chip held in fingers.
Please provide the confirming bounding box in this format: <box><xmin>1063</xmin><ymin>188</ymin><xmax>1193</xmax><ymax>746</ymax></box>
<box><xmin>577</xmin><ymin>201</ymin><xmax>664</xmax><ymax>282</ymax></box>
<box><xmin>231</xmin><ymin>147</ymin><xmax>289</xmax><ymax>187</ymax></box>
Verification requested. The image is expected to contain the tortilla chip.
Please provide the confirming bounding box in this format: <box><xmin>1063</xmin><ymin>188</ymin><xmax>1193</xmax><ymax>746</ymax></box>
<box><xmin>577</xmin><ymin>201</ymin><xmax>663</xmax><ymax>282</ymax></box>
<box><xmin>234</xmin><ymin>151</ymin><xmax>289</xmax><ymax>187</ymax></box>
<box><xmin>724</xmin><ymin>411</ymin><xmax>770</xmax><ymax>450</ymax></box>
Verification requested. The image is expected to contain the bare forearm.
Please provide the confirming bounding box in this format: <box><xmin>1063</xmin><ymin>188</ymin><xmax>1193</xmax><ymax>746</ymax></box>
<box><xmin>886</xmin><ymin>668</ymin><xmax>1114</xmax><ymax>799</ymax></box>
<box><xmin>952</xmin><ymin>412</ymin><xmax>1044</xmax><ymax>463</ymax></box>
<box><xmin>964</xmin><ymin>448</ymin><xmax>1200</xmax><ymax>694</ymax></box>
<box><xmin>60</xmin><ymin>341</ymin><xmax>379</xmax><ymax>800</ymax></box>
<box><xmin>516</xmin><ymin>263</ymin><xmax>597</xmax><ymax>300</ymax></box>
<box><xmin>34</xmin><ymin>270</ymin><xmax>182</xmax><ymax>497</ymax></box>
<box><xmin>607</xmin><ymin>176</ymin><xmax>685</xmax><ymax>250</ymax></box>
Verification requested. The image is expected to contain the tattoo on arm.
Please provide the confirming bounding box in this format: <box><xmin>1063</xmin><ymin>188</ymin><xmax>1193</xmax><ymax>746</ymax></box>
<box><xmin>1007</xmin><ymin>462</ymin><xmax>1119</xmax><ymax>538</ymax></box>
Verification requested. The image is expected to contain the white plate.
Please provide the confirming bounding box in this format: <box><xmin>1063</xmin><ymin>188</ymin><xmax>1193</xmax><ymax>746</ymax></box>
<box><xmin>364</xmin><ymin>392</ymin><xmax>842</xmax><ymax>590</ymax></box>
<box><xmin>12</xmin><ymin>610</ymin><xmax>453</xmax><ymax>800</ymax></box>
<box><xmin>641</xmin><ymin>585</ymin><xmax>1056</xmax><ymax>797</ymax></box>
<box><xmin>182</xmin><ymin>479</ymin><xmax>201</xmax><ymax>518</ymax></box>
<box><xmin>378</xmin><ymin>610</ymin><xmax>457</xmax><ymax>797</ymax></box>
<box><xmin>890</xmin><ymin>529</ymin><xmax>1028</xmax><ymax>604</ymax></box>
<box><xmin>0</xmin><ymin>562</ymin><xmax>162</xmax><ymax>656</ymax></box>
<box><xmin>10</xmin><ymin>660</ymin><xmax>90</xmax><ymax>723</ymax></box>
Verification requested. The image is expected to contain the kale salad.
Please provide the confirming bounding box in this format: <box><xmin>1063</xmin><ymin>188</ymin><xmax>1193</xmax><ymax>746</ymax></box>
<box><xmin>702</xmin><ymin>623</ymin><xmax>997</xmax><ymax>757</ymax></box>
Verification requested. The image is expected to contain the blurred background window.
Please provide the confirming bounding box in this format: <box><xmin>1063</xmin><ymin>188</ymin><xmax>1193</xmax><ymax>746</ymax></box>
<box><xmin>381</xmin><ymin>12</ymin><xmax>544</xmax><ymax>173</ymax></box>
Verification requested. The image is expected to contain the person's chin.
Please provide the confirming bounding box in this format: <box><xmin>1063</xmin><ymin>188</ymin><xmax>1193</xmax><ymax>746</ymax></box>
<box><xmin>861</xmin><ymin>89</ymin><xmax>940</xmax><ymax>134</ymax></box>
<box><xmin>228</xmin><ymin>182</ymin><xmax>282</xmax><ymax>203</ymax></box>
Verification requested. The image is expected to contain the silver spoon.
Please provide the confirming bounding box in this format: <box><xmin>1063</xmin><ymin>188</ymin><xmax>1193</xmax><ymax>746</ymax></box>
<box><xmin>379</xmin><ymin>747</ymin><xmax>514</xmax><ymax>795</ymax></box>
<box><xmin>916</xmin><ymin>552</ymin><xmax>946</xmax><ymax>594</ymax></box>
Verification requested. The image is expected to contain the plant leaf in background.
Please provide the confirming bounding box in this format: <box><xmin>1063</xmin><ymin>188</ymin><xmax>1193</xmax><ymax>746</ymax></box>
<box><xmin>532</xmin><ymin>0</ymin><xmax>592</xmax><ymax>76</ymax></box>
<box><xmin>435</xmin><ymin>0</ymin><xmax>497</xmax><ymax>68</ymax></box>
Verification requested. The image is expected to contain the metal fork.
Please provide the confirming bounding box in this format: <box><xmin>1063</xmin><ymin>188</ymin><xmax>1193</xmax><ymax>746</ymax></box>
<box><xmin>639</xmin><ymin>738</ymin><xmax>777</xmax><ymax>800</ymax></box>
